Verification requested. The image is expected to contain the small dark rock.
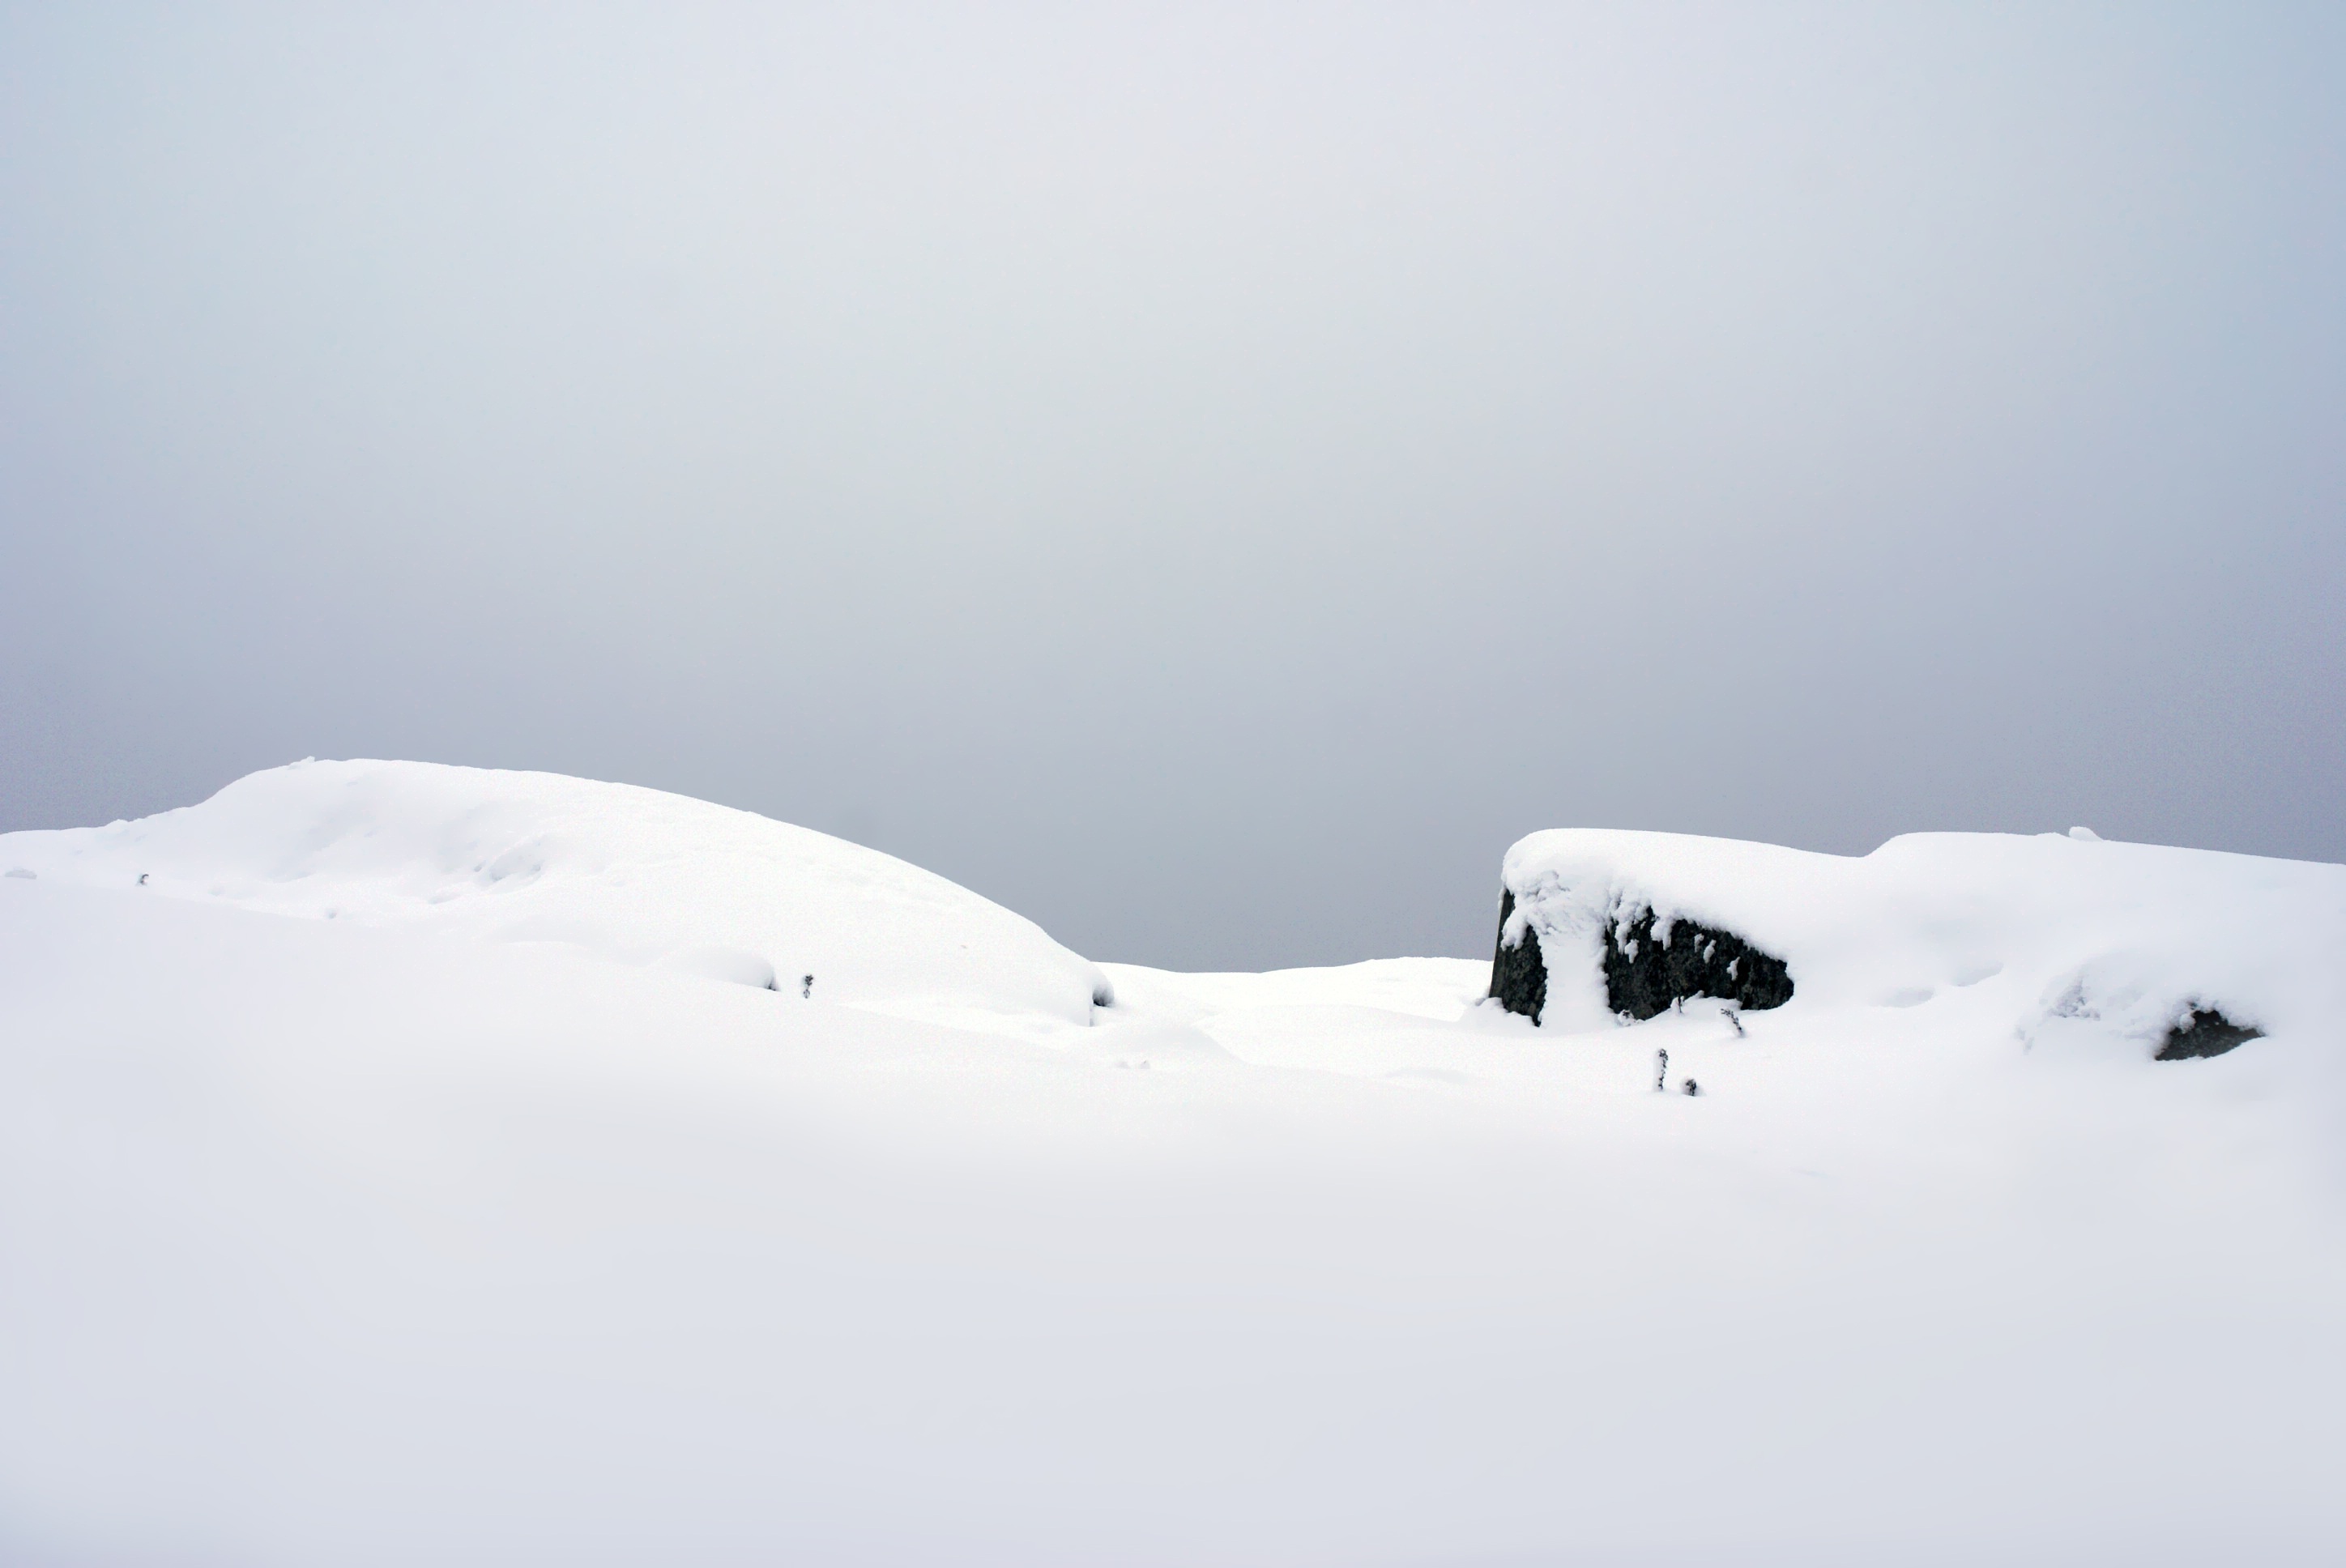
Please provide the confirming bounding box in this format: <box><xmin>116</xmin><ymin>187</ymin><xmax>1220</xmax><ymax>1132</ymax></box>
<box><xmin>2153</xmin><ymin>1006</ymin><xmax>2262</xmax><ymax>1061</ymax></box>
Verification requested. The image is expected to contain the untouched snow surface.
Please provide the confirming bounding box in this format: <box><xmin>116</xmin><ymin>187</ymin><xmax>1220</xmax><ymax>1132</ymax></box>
<box><xmin>3</xmin><ymin>766</ymin><xmax>2344</xmax><ymax>1566</ymax></box>
<box><xmin>0</xmin><ymin>758</ymin><xmax>1112</xmax><ymax>1032</ymax></box>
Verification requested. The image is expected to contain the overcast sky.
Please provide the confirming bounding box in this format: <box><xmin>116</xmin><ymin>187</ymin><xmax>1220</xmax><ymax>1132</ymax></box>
<box><xmin>3</xmin><ymin>2</ymin><xmax>2341</xmax><ymax>969</ymax></box>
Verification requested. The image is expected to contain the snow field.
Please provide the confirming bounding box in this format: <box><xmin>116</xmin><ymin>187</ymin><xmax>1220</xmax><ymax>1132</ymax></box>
<box><xmin>2</xmin><ymin>764</ymin><xmax>2342</xmax><ymax>1565</ymax></box>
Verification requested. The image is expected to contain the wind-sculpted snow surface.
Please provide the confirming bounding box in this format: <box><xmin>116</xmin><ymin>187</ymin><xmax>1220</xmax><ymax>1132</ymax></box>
<box><xmin>1495</xmin><ymin>827</ymin><xmax>2345</xmax><ymax>1059</ymax></box>
<box><xmin>4</xmin><ymin>782</ymin><xmax>2345</xmax><ymax>1566</ymax></box>
<box><xmin>0</xmin><ymin>759</ymin><xmax>1112</xmax><ymax>1031</ymax></box>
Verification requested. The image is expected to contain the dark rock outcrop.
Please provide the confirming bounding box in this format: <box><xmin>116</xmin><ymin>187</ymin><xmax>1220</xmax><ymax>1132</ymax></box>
<box><xmin>1601</xmin><ymin>909</ymin><xmax>1794</xmax><ymax>1021</ymax></box>
<box><xmin>2153</xmin><ymin>1006</ymin><xmax>2262</xmax><ymax>1060</ymax></box>
<box><xmin>1487</xmin><ymin>888</ymin><xmax>1548</xmax><ymax>1023</ymax></box>
<box><xmin>1488</xmin><ymin>889</ymin><xmax>1793</xmax><ymax>1025</ymax></box>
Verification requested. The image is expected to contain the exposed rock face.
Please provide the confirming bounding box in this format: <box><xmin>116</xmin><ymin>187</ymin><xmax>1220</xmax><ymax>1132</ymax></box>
<box><xmin>1488</xmin><ymin>888</ymin><xmax>1548</xmax><ymax>1022</ymax></box>
<box><xmin>1602</xmin><ymin>909</ymin><xmax>1794</xmax><ymax>1021</ymax></box>
<box><xmin>2154</xmin><ymin>1006</ymin><xmax>2263</xmax><ymax>1060</ymax></box>
<box><xmin>1487</xmin><ymin>891</ymin><xmax>1794</xmax><ymax>1026</ymax></box>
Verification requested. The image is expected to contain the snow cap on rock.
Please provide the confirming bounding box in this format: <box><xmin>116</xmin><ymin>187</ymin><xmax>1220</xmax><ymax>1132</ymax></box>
<box><xmin>1495</xmin><ymin>826</ymin><xmax>2346</xmax><ymax>1056</ymax></box>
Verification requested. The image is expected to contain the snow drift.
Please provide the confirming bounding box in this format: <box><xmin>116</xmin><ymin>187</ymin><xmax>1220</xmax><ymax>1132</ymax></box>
<box><xmin>0</xmin><ymin>758</ymin><xmax>1112</xmax><ymax>1031</ymax></box>
<box><xmin>1491</xmin><ymin>826</ymin><xmax>2346</xmax><ymax>1060</ymax></box>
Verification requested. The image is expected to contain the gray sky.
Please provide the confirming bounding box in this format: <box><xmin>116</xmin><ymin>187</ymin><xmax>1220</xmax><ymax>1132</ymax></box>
<box><xmin>4</xmin><ymin>2</ymin><xmax>2341</xmax><ymax>969</ymax></box>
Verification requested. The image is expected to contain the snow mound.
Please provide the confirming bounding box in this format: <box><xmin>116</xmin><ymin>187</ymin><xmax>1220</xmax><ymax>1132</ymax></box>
<box><xmin>0</xmin><ymin>759</ymin><xmax>1111</xmax><ymax>1028</ymax></box>
<box><xmin>1497</xmin><ymin>827</ymin><xmax>2346</xmax><ymax>1056</ymax></box>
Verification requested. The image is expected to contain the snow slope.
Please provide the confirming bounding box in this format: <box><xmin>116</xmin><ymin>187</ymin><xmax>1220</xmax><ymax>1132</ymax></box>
<box><xmin>3</xmin><ymin>771</ymin><xmax>2344</xmax><ymax>1566</ymax></box>
<box><xmin>0</xmin><ymin>758</ymin><xmax>1112</xmax><ymax>1033</ymax></box>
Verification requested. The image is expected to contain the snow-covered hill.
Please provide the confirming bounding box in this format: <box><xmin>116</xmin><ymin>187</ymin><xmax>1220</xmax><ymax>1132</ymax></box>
<box><xmin>0</xmin><ymin>758</ymin><xmax>1112</xmax><ymax>1033</ymax></box>
<box><xmin>2</xmin><ymin>766</ymin><xmax>2342</xmax><ymax>1566</ymax></box>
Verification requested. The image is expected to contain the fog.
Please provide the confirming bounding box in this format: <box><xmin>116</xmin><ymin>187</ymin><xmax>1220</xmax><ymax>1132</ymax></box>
<box><xmin>3</xmin><ymin>2</ymin><xmax>2340</xmax><ymax>968</ymax></box>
